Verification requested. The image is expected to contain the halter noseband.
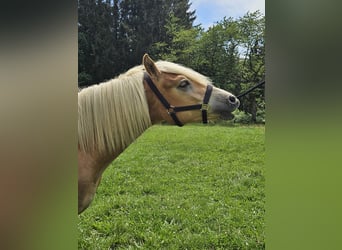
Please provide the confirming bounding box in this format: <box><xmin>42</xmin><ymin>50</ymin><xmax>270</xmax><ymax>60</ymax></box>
<box><xmin>143</xmin><ymin>72</ymin><xmax>213</xmax><ymax>127</ymax></box>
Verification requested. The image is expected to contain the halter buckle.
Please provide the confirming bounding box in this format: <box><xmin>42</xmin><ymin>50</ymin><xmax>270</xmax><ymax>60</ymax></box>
<box><xmin>201</xmin><ymin>103</ymin><xmax>209</xmax><ymax>111</ymax></box>
<box><xmin>167</xmin><ymin>106</ymin><xmax>176</xmax><ymax>115</ymax></box>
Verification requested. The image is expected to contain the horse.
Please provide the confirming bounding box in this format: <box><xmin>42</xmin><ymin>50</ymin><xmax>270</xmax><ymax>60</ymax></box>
<box><xmin>78</xmin><ymin>54</ymin><xmax>240</xmax><ymax>214</ymax></box>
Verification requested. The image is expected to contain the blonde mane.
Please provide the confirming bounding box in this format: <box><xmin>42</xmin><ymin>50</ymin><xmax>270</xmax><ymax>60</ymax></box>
<box><xmin>78</xmin><ymin>70</ymin><xmax>151</xmax><ymax>155</ymax></box>
<box><xmin>78</xmin><ymin>60</ymin><xmax>211</xmax><ymax>155</ymax></box>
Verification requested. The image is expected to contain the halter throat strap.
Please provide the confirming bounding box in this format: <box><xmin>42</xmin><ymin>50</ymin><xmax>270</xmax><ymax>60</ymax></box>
<box><xmin>143</xmin><ymin>72</ymin><xmax>213</xmax><ymax>127</ymax></box>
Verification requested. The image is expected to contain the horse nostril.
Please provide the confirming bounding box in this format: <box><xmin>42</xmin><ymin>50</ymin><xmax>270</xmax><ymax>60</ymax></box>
<box><xmin>228</xmin><ymin>95</ymin><xmax>236</xmax><ymax>104</ymax></box>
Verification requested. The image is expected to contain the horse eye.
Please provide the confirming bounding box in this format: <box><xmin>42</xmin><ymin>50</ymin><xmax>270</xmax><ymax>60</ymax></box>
<box><xmin>178</xmin><ymin>80</ymin><xmax>190</xmax><ymax>89</ymax></box>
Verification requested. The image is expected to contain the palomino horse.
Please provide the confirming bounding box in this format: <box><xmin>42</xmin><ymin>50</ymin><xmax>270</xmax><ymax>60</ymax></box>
<box><xmin>78</xmin><ymin>54</ymin><xmax>240</xmax><ymax>213</ymax></box>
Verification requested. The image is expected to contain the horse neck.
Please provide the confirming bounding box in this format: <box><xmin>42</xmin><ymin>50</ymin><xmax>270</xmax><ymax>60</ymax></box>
<box><xmin>78</xmin><ymin>144</ymin><xmax>123</xmax><ymax>178</ymax></box>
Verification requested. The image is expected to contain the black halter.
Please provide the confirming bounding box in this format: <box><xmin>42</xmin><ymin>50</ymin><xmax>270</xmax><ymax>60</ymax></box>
<box><xmin>144</xmin><ymin>72</ymin><xmax>213</xmax><ymax>127</ymax></box>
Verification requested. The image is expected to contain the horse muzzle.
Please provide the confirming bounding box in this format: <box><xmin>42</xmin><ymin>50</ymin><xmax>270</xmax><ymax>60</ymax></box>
<box><xmin>209</xmin><ymin>88</ymin><xmax>240</xmax><ymax>120</ymax></box>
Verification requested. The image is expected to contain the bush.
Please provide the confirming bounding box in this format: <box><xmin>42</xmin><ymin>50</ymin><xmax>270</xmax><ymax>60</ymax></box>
<box><xmin>256</xmin><ymin>108</ymin><xmax>265</xmax><ymax>124</ymax></box>
<box><xmin>233</xmin><ymin>110</ymin><xmax>252</xmax><ymax>124</ymax></box>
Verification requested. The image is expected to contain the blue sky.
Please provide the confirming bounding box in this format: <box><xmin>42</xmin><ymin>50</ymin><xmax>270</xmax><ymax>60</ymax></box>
<box><xmin>190</xmin><ymin>0</ymin><xmax>265</xmax><ymax>30</ymax></box>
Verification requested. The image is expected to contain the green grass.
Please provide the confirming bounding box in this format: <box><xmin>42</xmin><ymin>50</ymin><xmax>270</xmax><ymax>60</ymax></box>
<box><xmin>78</xmin><ymin>124</ymin><xmax>265</xmax><ymax>249</ymax></box>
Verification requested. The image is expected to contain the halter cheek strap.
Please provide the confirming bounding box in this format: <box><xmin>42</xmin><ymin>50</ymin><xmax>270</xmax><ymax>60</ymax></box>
<box><xmin>143</xmin><ymin>72</ymin><xmax>213</xmax><ymax>127</ymax></box>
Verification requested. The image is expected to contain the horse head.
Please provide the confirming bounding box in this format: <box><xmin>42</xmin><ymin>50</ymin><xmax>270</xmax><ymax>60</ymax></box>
<box><xmin>143</xmin><ymin>54</ymin><xmax>240</xmax><ymax>125</ymax></box>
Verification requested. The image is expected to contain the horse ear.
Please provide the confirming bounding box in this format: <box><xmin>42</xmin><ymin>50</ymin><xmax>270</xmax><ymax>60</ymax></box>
<box><xmin>143</xmin><ymin>54</ymin><xmax>161</xmax><ymax>79</ymax></box>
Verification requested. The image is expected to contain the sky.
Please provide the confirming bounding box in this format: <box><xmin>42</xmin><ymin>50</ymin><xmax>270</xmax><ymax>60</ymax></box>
<box><xmin>190</xmin><ymin>0</ymin><xmax>265</xmax><ymax>30</ymax></box>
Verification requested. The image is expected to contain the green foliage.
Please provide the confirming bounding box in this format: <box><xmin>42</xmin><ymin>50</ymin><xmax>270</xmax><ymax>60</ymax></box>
<box><xmin>256</xmin><ymin>99</ymin><xmax>266</xmax><ymax>124</ymax></box>
<box><xmin>233</xmin><ymin>110</ymin><xmax>253</xmax><ymax>124</ymax></box>
<box><xmin>78</xmin><ymin>125</ymin><xmax>265</xmax><ymax>249</ymax></box>
<box><xmin>152</xmin><ymin>13</ymin><xmax>202</xmax><ymax>67</ymax></box>
<box><xmin>232</xmin><ymin>108</ymin><xmax>264</xmax><ymax>124</ymax></box>
<box><xmin>236</xmin><ymin>12</ymin><xmax>265</xmax><ymax>122</ymax></box>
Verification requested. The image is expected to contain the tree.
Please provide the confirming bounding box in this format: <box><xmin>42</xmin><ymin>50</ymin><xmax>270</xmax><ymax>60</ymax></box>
<box><xmin>195</xmin><ymin>18</ymin><xmax>241</xmax><ymax>91</ymax></box>
<box><xmin>78</xmin><ymin>0</ymin><xmax>121</xmax><ymax>86</ymax></box>
<box><xmin>152</xmin><ymin>14</ymin><xmax>201</xmax><ymax>65</ymax></box>
<box><xmin>237</xmin><ymin>11</ymin><xmax>265</xmax><ymax>122</ymax></box>
<box><xmin>119</xmin><ymin>0</ymin><xmax>196</xmax><ymax>67</ymax></box>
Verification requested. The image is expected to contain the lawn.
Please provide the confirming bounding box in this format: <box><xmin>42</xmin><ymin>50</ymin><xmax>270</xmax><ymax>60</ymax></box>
<box><xmin>78</xmin><ymin>124</ymin><xmax>265</xmax><ymax>249</ymax></box>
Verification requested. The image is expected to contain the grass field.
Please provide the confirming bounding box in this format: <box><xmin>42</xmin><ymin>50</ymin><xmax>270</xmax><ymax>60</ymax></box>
<box><xmin>78</xmin><ymin>124</ymin><xmax>265</xmax><ymax>249</ymax></box>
